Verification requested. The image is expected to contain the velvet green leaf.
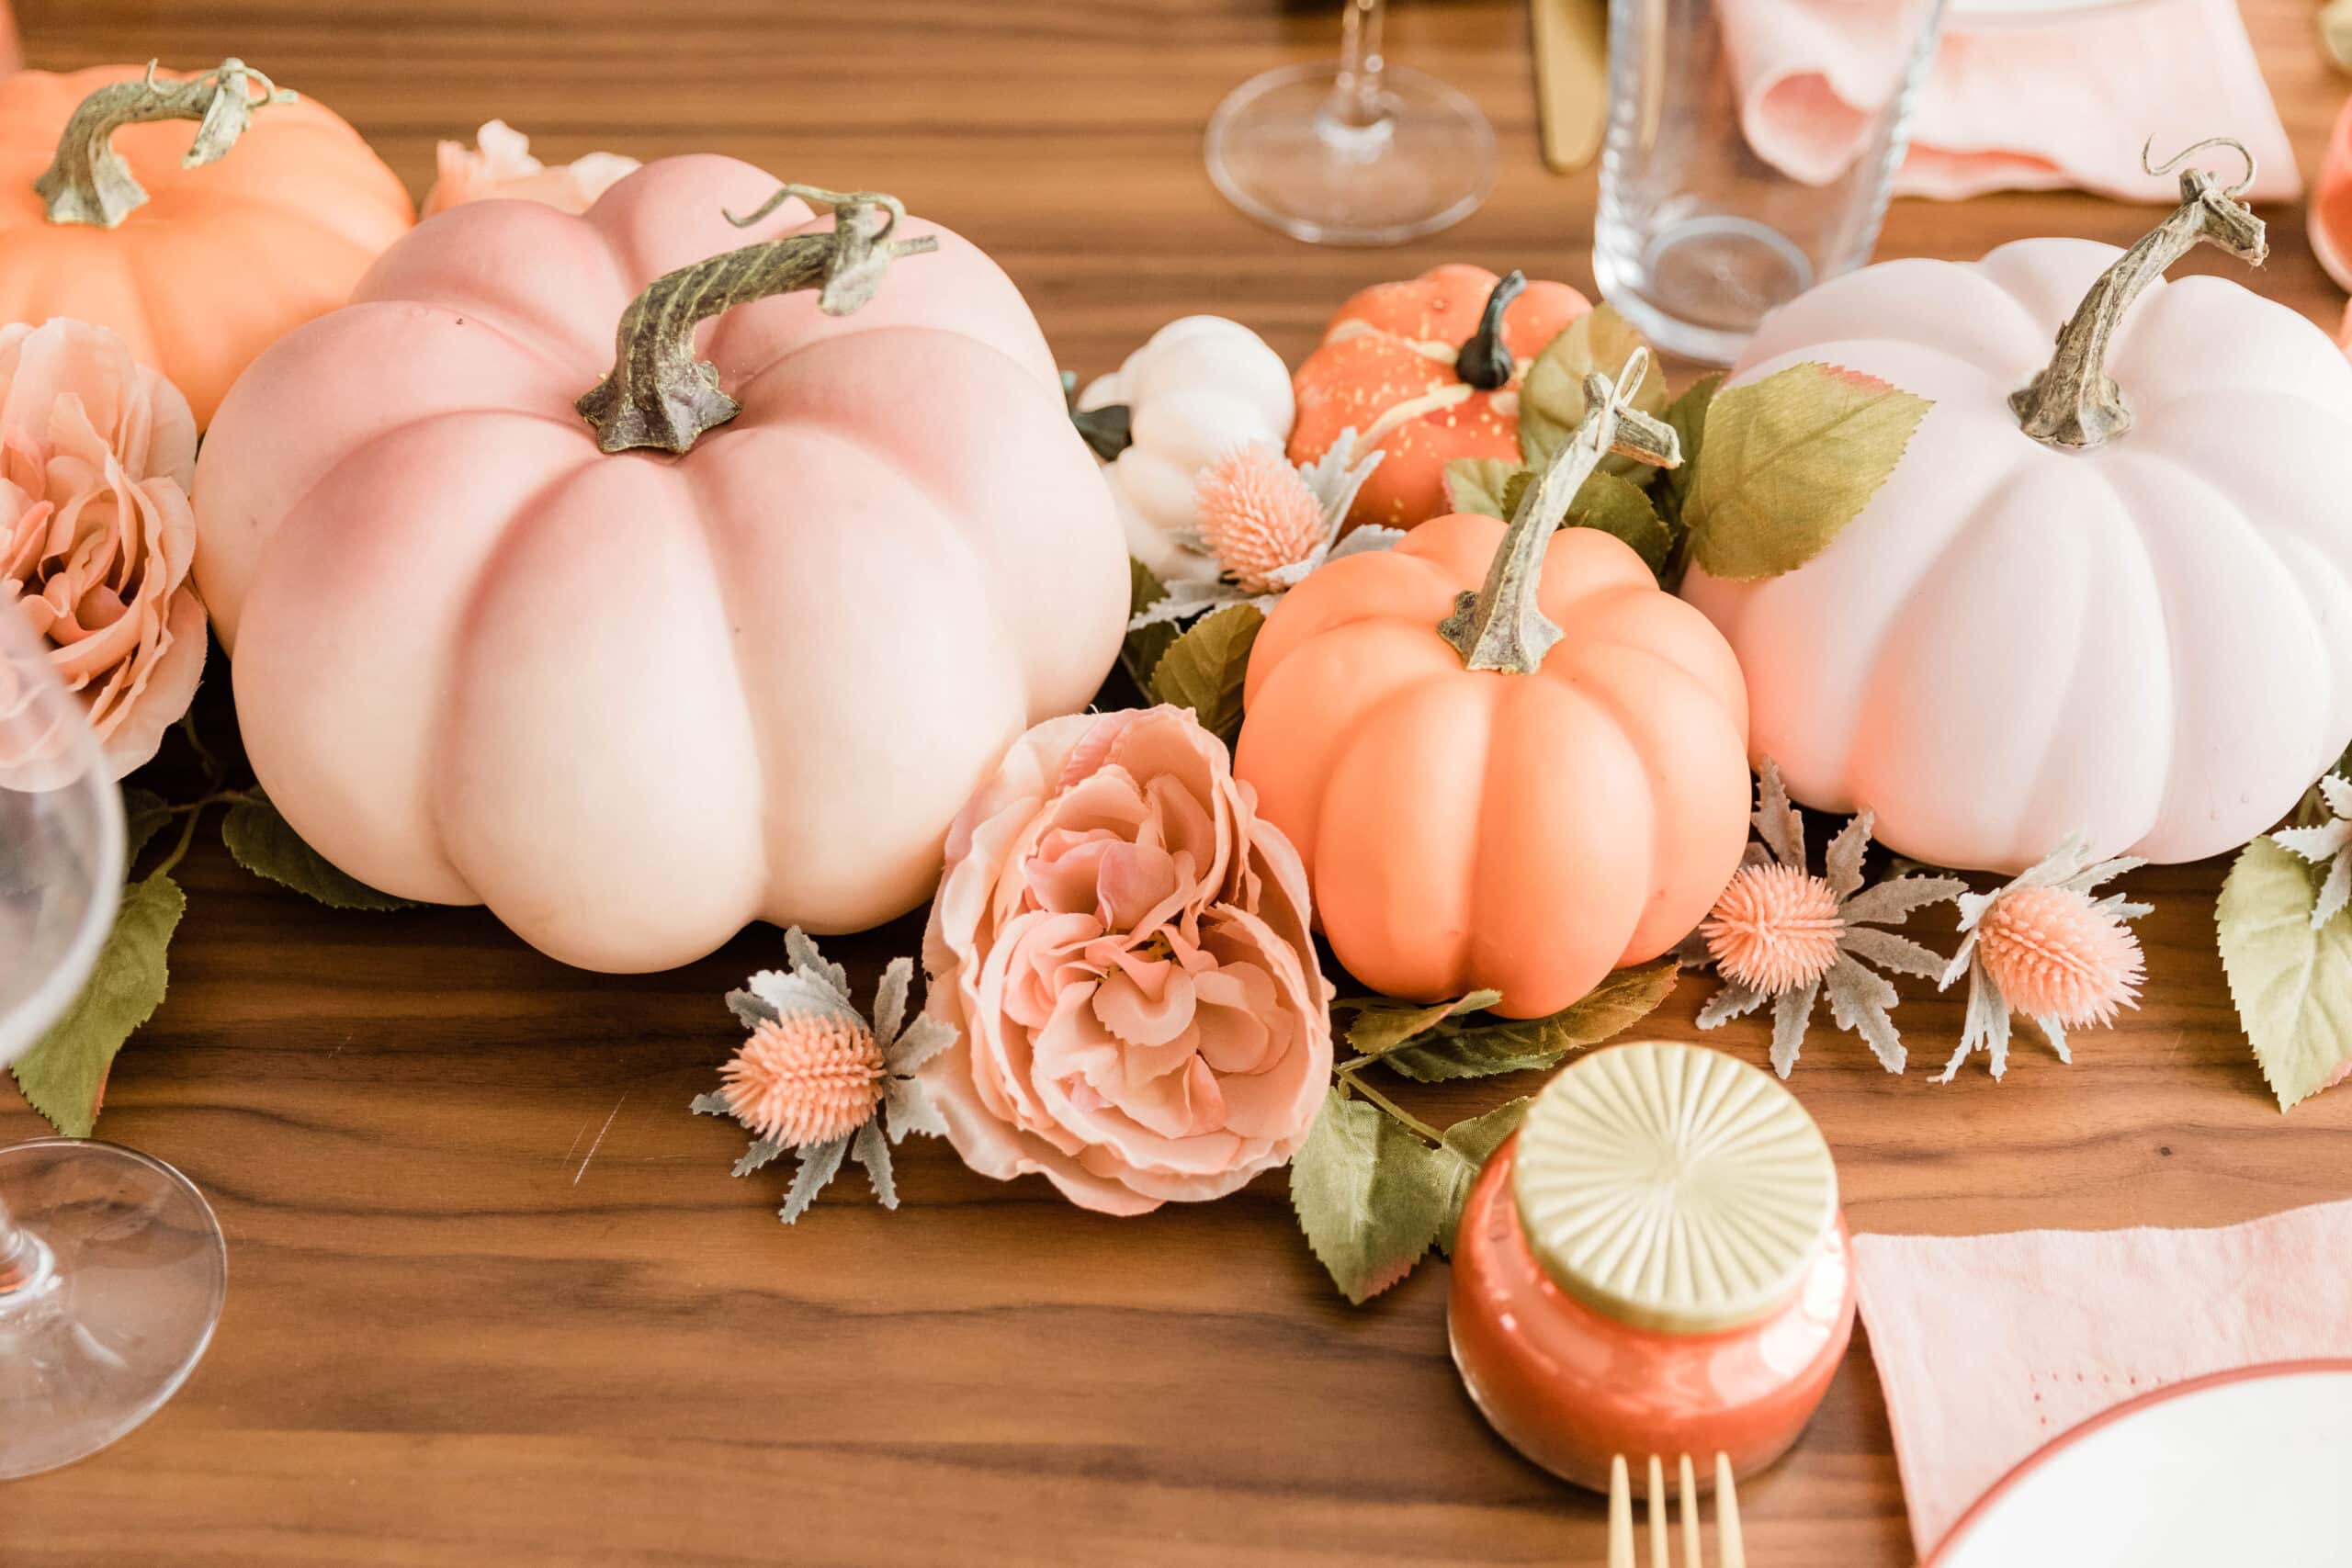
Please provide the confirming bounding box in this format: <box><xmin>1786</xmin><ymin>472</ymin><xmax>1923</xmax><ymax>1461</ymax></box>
<box><xmin>1382</xmin><ymin>958</ymin><xmax>1679</xmax><ymax>1082</ymax></box>
<box><xmin>1517</xmin><ymin>304</ymin><xmax>1668</xmax><ymax>475</ymax></box>
<box><xmin>1341</xmin><ymin>989</ymin><xmax>1504</xmax><ymax>1055</ymax></box>
<box><xmin>1683</xmin><ymin>361</ymin><xmax>1930</xmax><ymax>581</ymax></box>
<box><xmin>1443</xmin><ymin>457</ymin><xmax>1523</xmax><ymax>520</ymax></box>
<box><xmin>10</xmin><ymin>873</ymin><xmax>185</xmax><ymax>1137</ymax></box>
<box><xmin>1289</xmin><ymin>1088</ymin><xmax>1455</xmax><ymax>1304</ymax></box>
<box><xmin>1657</xmin><ymin>373</ymin><xmax>1722</xmax><ymax>526</ymax></box>
<box><xmin>1435</xmin><ymin>1095</ymin><xmax>1534</xmax><ymax>1256</ymax></box>
<box><xmin>121</xmin><ymin>785</ymin><xmax>173</xmax><ymax>868</ymax></box>
<box><xmin>1568</xmin><ymin>470</ymin><xmax>1675</xmax><ymax>577</ymax></box>
<box><xmin>223</xmin><ymin>793</ymin><xmax>417</xmax><ymax>911</ymax></box>
<box><xmin>1148</xmin><ymin>603</ymin><xmax>1263</xmax><ymax>744</ymax></box>
<box><xmin>2218</xmin><ymin>836</ymin><xmax>2352</xmax><ymax>1111</ymax></box>
<box><xmin>1122</xmin><ymin>557</ymin><xmax>1179</xmax><ymax>693</ymax></box>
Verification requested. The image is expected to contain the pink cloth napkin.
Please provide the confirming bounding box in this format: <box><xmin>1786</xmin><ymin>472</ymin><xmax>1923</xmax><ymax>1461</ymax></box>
<box><xmin>1853</xmin><ymin>1198</ymin><xmax>2352</xmax><ymax>1559</ymax></box>
<box><xmin>1728</xmin><ymin>0</ymin><xmax>2301</xmax><ymax>202</ymax></box>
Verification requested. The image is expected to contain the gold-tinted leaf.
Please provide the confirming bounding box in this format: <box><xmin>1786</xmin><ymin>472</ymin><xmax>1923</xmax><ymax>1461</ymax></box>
<box><xmin>2218</xmin><ymin>837</ymin><xmax>2352</xmax><ymax>1110</ymax></box>
<box><xmin>1435</xmin><ymin>1095</ymin><xmax>1534</xmax><ymax>1256</ymax></box>
<box><xmin>1657</xmin><ymin>372</ymin><xmax>1722</xmax><ymax>526</ymax></box>
<box><xmin>1684</xmin><ymin>361</ymin><xmax>1930</xmax><ymax>581</ymax></box>
<box><xmin>1517</xmin><ymin>304</ymin><xmax>1669</xmax><ymax>474</ymax></box>
<box><xmin>10</xmin><ymin>874</ymin><xmax>185</xmax><ymax>1137</ymax></box>
<box><xmin>1342</xmin><ymin>989</ymin><xmax>1504</xmax><ymax>1055</ymax></box>
<box><xmin>223</xmin><ymin>794</ymin><xmax>417</xmax><ymax>911</ymax></box>
<box><xmin>1443</xmin><ymin>457</ymin><xmax>1523</xmax><ymax>520</ymax></box>
<box><xmin>1567</xmin><ymin>470</ymin><xmax>1674</xmax><ymax>578</ymax></box>
<box><xmin>1148</xmin><ymin>603</ymin><xmax>1263</xmax><ymax>744</ymax></box>
<box><xmin>1288</xmin><ymin>1088</ymin><xmax>1455</xmax><ymax>1303</ymax></box>
<box><xmin>1122</xmin><ymin>557</ymin><xmax>1178</xmax><ymax>691</ymax></box>
<box><xmin>1384</xmin><ymin>958</ymin><xmax>1680</xmax><ymax>1082</ymax></box>
<box><xmin>120</xmin><ymin>785</ymin><xmax>173</xmax><ymax>867</ymax></box>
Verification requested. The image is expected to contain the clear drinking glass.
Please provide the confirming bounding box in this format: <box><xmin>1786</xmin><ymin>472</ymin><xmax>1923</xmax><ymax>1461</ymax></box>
<box><xmin>1595</xmin><ymin>0</ymin><xmax>1950</xmax><ymax>364</ymax></box>
<box><xmin>0</xmin><ymin>608</ymin><xmax>226</xmax><ymax>1481</ymax></box>
<box><xmin>1205</xmin><ymin>0</ymin><xmax>1497</xmax><ymax>245</ymax></box>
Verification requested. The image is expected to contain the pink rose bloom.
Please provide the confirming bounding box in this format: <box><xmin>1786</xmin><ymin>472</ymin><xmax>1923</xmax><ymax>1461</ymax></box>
<box><xmin>922</xmin><ymin>705</ymin><xmax>1332</xmax><ymax>1214</ymax></box>
<box><xmin>1</xmin><ymin>319</ymin><xmax>205</xmax><ymax>779</ymax></box>
<box><xmin>423</xmin><ymin>120</ymin><xmax>640</xmax><ymax>217</ymax></box>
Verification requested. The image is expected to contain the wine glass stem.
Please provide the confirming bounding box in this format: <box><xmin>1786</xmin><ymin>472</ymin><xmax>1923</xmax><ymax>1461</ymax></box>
<box><xmin>0</xmin><ymin>1190</ymin><xmax>47</xmax><ymax>1301</ymax></box>
<box><xmin>1329</xmin><ymin>0</ymin><xmax>1389</xmax><ymax>130</ymax></box>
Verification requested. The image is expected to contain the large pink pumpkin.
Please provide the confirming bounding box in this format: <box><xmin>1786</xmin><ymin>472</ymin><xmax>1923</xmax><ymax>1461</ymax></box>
<box><xmin>192</xmin><ymin>157</ymin><xmax>1126</xmax><ymax>971</ymax></box>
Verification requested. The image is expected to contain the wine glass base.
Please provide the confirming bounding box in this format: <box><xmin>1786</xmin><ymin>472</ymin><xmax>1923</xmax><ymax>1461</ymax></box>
<box><xmin>0</xmin><ymin>1139</ymin><xmax>227</xmax><ymax>1480</ymax></box>
<box><xmin>1205</xmin><ymin>61</ymin><xmax>1497</xmax><ymax>245</ymax></box>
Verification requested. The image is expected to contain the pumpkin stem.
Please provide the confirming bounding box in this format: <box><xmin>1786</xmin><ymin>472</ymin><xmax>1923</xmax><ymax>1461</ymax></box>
<box><xmin>1439</xmin><ymin>349</ymin><xmax>1680</xmax><ymax>675</ymax></box>
<box><xmin>2010</xmin><ymin>136</ymin><xmax>2267</xmax><ymax>451</ymax></box>
<box><xmin>34</xmin><ymin>58</ymin><xmax>297</xmax><ymax>229</ymax></box>
<box><xmin>576</xmin><ymin>186</ymin><xmax>939</xmax><ymax>456</ymax></box>
<box><xmin>1454</xmin><ymin>270</ymin><xmax>1527</xmax><ymax>390</ymax></box>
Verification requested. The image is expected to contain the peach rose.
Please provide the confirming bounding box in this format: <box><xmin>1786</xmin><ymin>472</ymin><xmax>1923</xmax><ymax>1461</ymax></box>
<box><xmin>422</xmin><ymin>120</ymin><xmax>640</xmax><ymax>217</ymax></box>
<box><xmin>922</xmin><ymin>705</ymin><xmax>1332</xmax><ymax>1214</ymax></box>
<box><xmin>1</xmin><ymin>319</ymin><xmax>205</xmax><ymax>779</ymax></box>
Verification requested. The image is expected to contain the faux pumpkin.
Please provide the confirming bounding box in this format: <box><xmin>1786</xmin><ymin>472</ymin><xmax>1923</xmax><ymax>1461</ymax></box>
<box><xmin>1681</xmin><ymin>140</ymin><xmax>2352</xmax><ymax>873</ymax></box>
<box><xmin>1236</xmin><ymin>351</ymin><xmax>1751</xmax><ymax>1017</ymax></box>
<box><xmin>1073</xmin><ymin>315</ymin><xmax>1294</xmax><ymax>582</ymax></box>
<box><xmin>1288</xmin><ymin>264</ymin><xmax>1589</xmax><ymax>532</ymax></box>
<box><xmin>192</xmin><ymin>161</ymin><xmax>1127</xmax><ymax>972</ymax></box>
<box><xmin>0</xmin><ymin>58</ymin><xmax>413</xmax><ymax>425</ymax></box>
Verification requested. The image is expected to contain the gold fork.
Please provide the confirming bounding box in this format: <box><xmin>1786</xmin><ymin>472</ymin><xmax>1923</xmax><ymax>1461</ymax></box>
<box><xmin>1607</xmin><ymin>1452</ymin><xmax>1745</xmax><ymax>1568</ymax></box>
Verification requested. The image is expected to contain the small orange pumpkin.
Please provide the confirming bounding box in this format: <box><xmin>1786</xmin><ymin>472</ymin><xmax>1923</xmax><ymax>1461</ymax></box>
<box><xmin>1238</xmin><ymin>353</ymin><xmax>1750</xmax><ymax>1017</ymax></box>
<box><xmin>1287</xmin><ymin>264</ymin><xmax>1589</xmax><ymax>532</ymax></box>
<box><xmin>0</xmin><ymin>58</ymin><xmax>413</xmax><ymax>425</ymax></box>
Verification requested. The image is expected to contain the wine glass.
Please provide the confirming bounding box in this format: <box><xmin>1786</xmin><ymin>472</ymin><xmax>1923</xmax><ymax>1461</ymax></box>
<box><xmin>1205</xmin><ymin>0</ymin><xmax>1497</xmax><ymax>245</ymax></box>
<box><xmin>0</xmin><ymin>605</ymin><xmax>226</xmax><ymax>1481</ymax></box>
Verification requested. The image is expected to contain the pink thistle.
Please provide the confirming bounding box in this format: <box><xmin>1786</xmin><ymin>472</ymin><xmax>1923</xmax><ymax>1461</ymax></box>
<box><xmin>721</xmin><ymin>1014</ymin><xmax>887</xmax><ymax>1148</ymax></box>
<box><xmin>1702</xmin><ymin>863</ymin><xmax>1845</xmax><ymax>994</ymax></box>
<box><xmin>1195</xmin><ymin>446</ymin><xmax>1326</xmax><ymax>592</ymax></box>
<box><xmin>1974</xmin><ymin>884</ymin><xmax>2144</xmax><ymax>1029</ymax></box>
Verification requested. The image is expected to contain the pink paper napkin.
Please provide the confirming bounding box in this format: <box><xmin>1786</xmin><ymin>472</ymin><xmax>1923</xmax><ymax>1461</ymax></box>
<box><xmin>1726</xmin><ymin>0</ymin><xmax>2301</xmax><ymax>203</ymax></box>
<box><xmin>1853</xmin><ymin>1198</ymin><xmax>2352</xmax><ymax>1558</ymax></box>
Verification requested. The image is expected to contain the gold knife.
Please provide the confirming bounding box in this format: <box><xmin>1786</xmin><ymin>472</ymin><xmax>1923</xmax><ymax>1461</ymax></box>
<box><xmin>1532</xmin><ymin>0</ymin><xmax>1608</xmax><ymax>174</ymax></box>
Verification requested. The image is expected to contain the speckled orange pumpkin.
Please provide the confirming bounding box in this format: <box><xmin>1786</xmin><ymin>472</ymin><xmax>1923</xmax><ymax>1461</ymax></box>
<box><xmin>1287</xmin><ymin>264</ymin><xmax>1589</xmax><ymax>531</ymax></box>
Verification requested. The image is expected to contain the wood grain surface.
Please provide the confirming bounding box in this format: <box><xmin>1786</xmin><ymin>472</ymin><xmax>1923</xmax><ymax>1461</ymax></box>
<box><xmin>6</xmin><ymin>2</ymin><xmax>2351</xmax><ymax>1563</ymax></box>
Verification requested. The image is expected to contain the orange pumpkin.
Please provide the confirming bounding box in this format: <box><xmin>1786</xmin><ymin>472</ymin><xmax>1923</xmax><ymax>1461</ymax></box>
<box><xmin>0</xmin><ymin>58</ymin><xmax>413</xmax><ymax>425</ymax></box>
<box><xmin>1287</xmin><ymin>264</ymin><xmax>1589</xmax><ymax>532</ymax></box>
<box><xmin>1237</xmin><ymin>353</ymin><xmax>1749</xmax><ymax>1017</ymax></box>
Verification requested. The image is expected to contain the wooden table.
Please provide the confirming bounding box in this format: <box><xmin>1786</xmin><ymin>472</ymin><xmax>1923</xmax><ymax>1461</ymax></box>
<box><xmin>7</xmin><ymin>2</ymin><xmax>2351</xmax><ymax>1562</ymax></box>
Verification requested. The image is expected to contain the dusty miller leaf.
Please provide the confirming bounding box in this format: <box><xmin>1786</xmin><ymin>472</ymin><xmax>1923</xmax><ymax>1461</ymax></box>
<box><xmin>689</xmin><ymin>1091</ymin><xmax>733</xmax><ymax>1117</ymax></box>
<box><xmin>1435</xmin><ymin>1096</ymin><xmax>1533</xmax><ymax>1257</ymax></box>
<box><xmin>1517</xmin><ymin>304</ymin><xmax>1669</xmax><ymax>475</ymax></box>
<box><xmin>1123</xmin><ymin>557</ymin><xmax>1180</xmax><ymax>692</ymax></box>
<box><xmin>1383</xmin><ymin>959</ymin><xmax>1679</xmax><ymax>1082</ymax></box>
<box><xmin>2218</xmin><ymin>836</ymin><xmax>2352</xmax><ymax>1110</ymax></box>
<box><xmin>1148</xmin><ymin>603</ymin><xmax>1262</xmax><ymax>744</ymax></box>
<box><xmin>1657</xmin><ymin>373</ymin><xmax>1722</xmax><ymax>526</ymax></box>
<box><xmin>9</xmin><ymin>874</ymin><xmax>185</xmax><ymax>1137</ymax></box>
<box><xmin>222</xmin><ymin>793</ymin><xmax>416</xmax><ymax>911</ymax></box>
<box><xmin>779</xmin><ymin>1135</ymin><xmax>850</xmax><ymax>1224</ymax></box>
<box><xmin>783</xmin><ymin>927</ymin><xmax>851</xmax><ymax>1004</ymax></box>
<box><xmin>733</xmin><ymin>1138</ymin><xmax>786</xmax><ymax>1178</ymax></box>
<box><xmin>1684</xmin><ymin>361</ymin><xmax>1930</xmax><ymax>581</ymax></box>
<box><xmin>1340</xmin><ymin>989</ymin><xmax>1502</xmax><ymax>1055</ymax></box>
<box><xmin>852</xmin><ymin>1120</ymin><xmax>898</xmax><ymax>1209</ymax></box>
<box><xmin>1288</xmin><ymin>1088</ymin><xmax>1454</xmax><ymax>1303</ymax></box>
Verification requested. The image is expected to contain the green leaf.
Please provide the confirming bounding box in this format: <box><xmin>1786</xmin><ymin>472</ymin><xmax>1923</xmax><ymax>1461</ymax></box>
<box><xmin>1341</xmin><ymin>988</ymin><xmax>1504</xmax><ymax>1055</ymax></box>
<box><xmin>1383</xmin><ymin>958</ymin><xmax>1680</xmax><ymax>1082</ymax></box>
<box><xmin>1121</xmin><ymin>557</ymin><xmax>1179</xmax><ymax>694</ymax></box>
<box><xmin>1567</xmin><ymin>470</ymin><xmax>1675</xmax><ymax>578</ymax></box>
<box><xmin>1289</xmin><ymin>1088</ymin><xmax>1456</xmax><ymax>1304</ymax></box>
<box><xmin>2218</xmin><ymin>836</ymin><xmax>2352</xmax><ymax>1111</ymax></box>
<box><xmin>10</xmin><ymin>874</ymin><xmax>185</xmax><ymax>1137</ymax></box>
<box><xmin>1517</xmin><ymin>304</ymin><xmax>1668</xmax><ymax>476</ymax></box>
<box><xmin>1444</xmin><ymin>457</ymin><xmax>1523</xmax><ymax>520</ymax></box>
<box><xmin>1683</xmin><ymin>361</ymin><xmax>1931</xmax><ymax>582</ymax></box>
<box><xmin>1148</xmin><ymin>603</ymin><xmax>1263</xmax><ymax>745</ymax></box>
<box><xmin>1435</xmin><ymin>1096</ymin><xmax>1534</xmax><ymax>1257</ymax></box>
<box><xmin>222</xmin><ymin>793</ymin><xmax>417</xmax><ymax>911</ymax></box>
<box><xmin>121</xmin><ymin>785</ymin><xmax>172</xmax><ymax>867</ymax></box>
<box><xmin>1657</xmin><ymin>373</ymin><xmax>1722</xmax><ymax>528</ymax></box>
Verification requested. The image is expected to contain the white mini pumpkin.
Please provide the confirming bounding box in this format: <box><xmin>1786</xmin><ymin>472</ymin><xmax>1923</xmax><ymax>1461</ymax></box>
<box><xmin>1680</xmin><ymin>148</ymin><xmax>2352</xmax><ymax>872</ymax></box>
<box><xmin>1076</xmin><ymin>315</ymin><xmax>1293</xmax><ymax>582</ymax></box>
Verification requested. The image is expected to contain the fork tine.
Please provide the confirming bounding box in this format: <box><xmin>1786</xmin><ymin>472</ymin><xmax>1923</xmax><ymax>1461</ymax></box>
<box><xmin>1679</xmin><ymin>1453</ymin><xmax>1702</xmax><ymax>1568</ymax></box>
<box><xmin>1647</xmin><ymin>1455</ymin><xmax>1668</xmax><ymax>1568</ymax></box>
<box><xmin>1715</xmin><ymin>1454</ymin><xmax>1745</xmax><ymax>1568</ymax></box>
<box><xmin>1609</xmin><ymin>1454</ymin><xmax>1635</xmax><ymax>1568</ymax></box>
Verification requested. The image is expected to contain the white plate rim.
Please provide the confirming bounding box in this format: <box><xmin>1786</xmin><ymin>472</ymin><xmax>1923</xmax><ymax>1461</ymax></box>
<box><xmin>1922</xmin><ymin>1357</ymin><xmax>2352</xmax><ymax>1567</ymax></box>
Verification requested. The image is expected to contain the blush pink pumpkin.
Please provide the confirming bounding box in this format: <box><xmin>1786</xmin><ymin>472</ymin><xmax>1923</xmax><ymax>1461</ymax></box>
<box><xmin>192</xmin><ymin>157</ymin><xmax>1126</xmax><ymax>971</ymax></box>
<box><xmin>1681</xmin><ymin>147</ymin><xmax>2352</xmax><ymax>872</ymax></box>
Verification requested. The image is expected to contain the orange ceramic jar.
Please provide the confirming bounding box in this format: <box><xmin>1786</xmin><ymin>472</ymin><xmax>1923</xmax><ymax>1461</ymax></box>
<box><xmin>1447</xmin><ymin>1042</ymin><xmax>1855</xmax><ymax>1495</ymax></box>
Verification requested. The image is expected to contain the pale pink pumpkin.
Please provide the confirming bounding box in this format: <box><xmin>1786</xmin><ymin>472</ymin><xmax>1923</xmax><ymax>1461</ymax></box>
<box><xmin>191</xmin><ymin>157</ymin><xmax>1127</xmax><ymax>971</ymax></box>
<box><xmin>1681</xmin><ymin>157</ymin><xmax>2352</xmax><ymax>873</ymax></box>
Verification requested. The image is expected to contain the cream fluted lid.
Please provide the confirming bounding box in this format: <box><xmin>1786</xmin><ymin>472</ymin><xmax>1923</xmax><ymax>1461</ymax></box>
<box><xmin>1512</xmin><ymin>1041</ymin><xmax>1838</xmax><ymax>1335</ymax></box>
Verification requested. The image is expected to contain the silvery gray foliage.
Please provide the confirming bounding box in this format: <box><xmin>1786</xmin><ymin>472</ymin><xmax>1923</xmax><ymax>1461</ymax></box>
<box><xmin>2274</xmin><ymin>774</ymin><xmax>2352</xmax><ymax>930</ymax></box>
<box><xmin>691</xmin><ymin>932</ymin><xmax>956</xmax><ymax>1224</ymax></box>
